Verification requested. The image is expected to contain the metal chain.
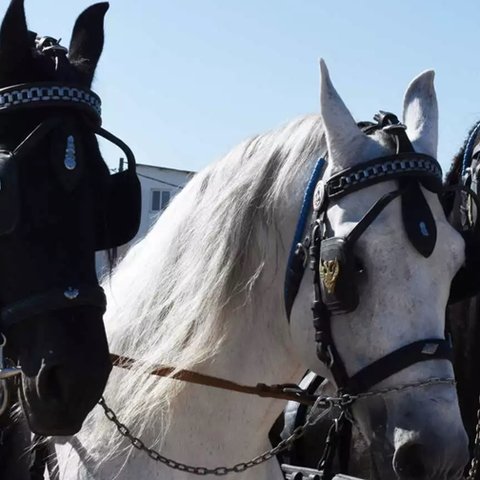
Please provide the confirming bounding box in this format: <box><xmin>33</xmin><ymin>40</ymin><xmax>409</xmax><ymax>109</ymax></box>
<box><xmin>99</xmin><ymin>377</ymin><xmax>454</xmax><ymax>476</ymax></box>
<box><xmin>99</xmin><ymin>395</ymin><xmax>337</xmax><ymax>476</ymax></box>
<box><xmin>466</xmin><ymin>398</ymin><xmax>480</xmax><ymax>480</ymax></box>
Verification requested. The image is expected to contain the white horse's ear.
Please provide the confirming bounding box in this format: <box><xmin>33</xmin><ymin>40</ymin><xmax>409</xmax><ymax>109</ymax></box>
<box><xmin>319</xmin><ymin>59</ymin><xmax>369</xmax><ymax>169</ymax></box>
<box><xmin>402</xmin><ymin>70</ymin><xmax>438</xmax><ymax>157</ymax></box>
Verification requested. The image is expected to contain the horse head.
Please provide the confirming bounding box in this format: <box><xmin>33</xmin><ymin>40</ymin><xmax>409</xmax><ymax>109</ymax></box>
<box><xmin>287</xmin><ymin>62</ymin><xmax>468</xmax><ymax>479</ymax></box>
<box><xmin>0</xmin><ymin>0</ymin><xmax>140</xmax><ymax>436</ymax></box>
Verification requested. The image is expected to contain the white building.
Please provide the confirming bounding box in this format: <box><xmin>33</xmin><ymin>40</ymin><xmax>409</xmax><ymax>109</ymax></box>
<box><xmin>96</xmin><ymin>163</ymin><xmax>195</xmax><ymax>278</ymax></box>
<box><xmin>134</xmin><ymin>163</ymin><xmax>195</xmax><ymax>241</ymax></box>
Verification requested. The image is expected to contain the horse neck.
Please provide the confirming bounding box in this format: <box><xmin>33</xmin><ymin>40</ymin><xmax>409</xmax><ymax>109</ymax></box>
<box><xmin>135</xmin><ymin>301</ymin><xmax>304</xmax><ymax>479</ymax></box>
<box><xmin>59</xmin><ymin>287</ymin><xmax>305</xmax><ymax>480</ymax></box>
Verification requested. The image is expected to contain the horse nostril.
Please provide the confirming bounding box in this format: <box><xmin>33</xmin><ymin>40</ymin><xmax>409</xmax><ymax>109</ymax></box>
<box><xmin>393</xmin><ymin>442</ymin><xmax>427</xmax><ymax>479</ymax></box>
<box><xmin>37</xmin><ymin>365</ymin><xmax>66</xmax><ymax>404</ymax></box>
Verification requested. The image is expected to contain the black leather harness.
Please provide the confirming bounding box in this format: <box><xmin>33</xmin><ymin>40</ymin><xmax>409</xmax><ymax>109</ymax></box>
<box><xmin>285</xmin><ymin>112</ymin><xmax>453</xmax><ymax>396</ymax></box>
<box><xmin>281</xmin><ymin>112</ymin><xmax>480</xmax><ymax>479</ymax></box>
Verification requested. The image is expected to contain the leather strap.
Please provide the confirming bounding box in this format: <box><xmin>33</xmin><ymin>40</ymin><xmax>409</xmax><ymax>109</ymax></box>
<box><xmin>1</xmin><ymin>286</ymin><xmax>106</xmax><ymax>330</ymax></box>
<box><xmin>345</xmin><ymin>189</ymin><xmax>402</xmax><ymax>244</ymax></box>
<box><xmin>110</xmin><ymin>353</ymin><xmax>317</xmax><ymax>406</ymax></box>
<box><xmin>345</xmin><ymin>338</ymin><xmax>452</xmax><ymax>396</ymax></box>
<box><xmin>325</xmin><ymin>153</ymin><xmax>442</xmax><ymax>199</ymax></box>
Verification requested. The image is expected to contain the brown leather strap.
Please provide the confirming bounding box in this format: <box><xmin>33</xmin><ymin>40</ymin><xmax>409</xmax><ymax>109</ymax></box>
<box><xmin>110</xmin><ymin>353</ymin><xmax>316</xmax><ymax>406</ymax></box>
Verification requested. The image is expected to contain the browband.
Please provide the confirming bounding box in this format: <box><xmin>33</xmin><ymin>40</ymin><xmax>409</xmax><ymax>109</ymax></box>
<box><xmin>325</xmin><ymin>153</ymin><xmax>442</xmax><ymax>199</ymax></box>
<box><xmin>0</xmin><ymin>82</ymin><xmax>102</xmax><ymax>125</ymax></box>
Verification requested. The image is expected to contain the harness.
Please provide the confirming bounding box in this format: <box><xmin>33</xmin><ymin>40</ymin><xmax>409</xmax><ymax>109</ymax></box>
<box><xmin>0</xmin><ymin>35</ymin><xmax>141</xmax><ymax>479</ymax></box>
<box><xmin>0</xmin><ymin>36</ymin><xmax>141</xmax><ymax>337</ymax></box>
<box><xmin>285</xmin><ymin>112</ymin><xmax>452</xmax><ymax>398</ymax></box>
<box><xmin>281</xmin><ymin>113</ymin><xmax>480</xmax><ymax>479</ymax></box>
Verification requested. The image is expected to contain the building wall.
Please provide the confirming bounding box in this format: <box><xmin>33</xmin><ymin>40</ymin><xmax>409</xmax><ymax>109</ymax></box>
<box><xmin>135</xmin><ymin>164</ymin><xmax>194</xmax><ymax>241</ymax></box>
<box><xmin>96</xmin><ymin>163</ymin><xmax>195</xmax><ymax>279</ymax></box>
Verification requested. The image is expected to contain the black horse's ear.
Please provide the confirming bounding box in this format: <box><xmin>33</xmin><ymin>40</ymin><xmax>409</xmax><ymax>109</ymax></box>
<box><xmin>68</xmin><ymin>2</ymin><xmax>109</xmax><ymax>86</ymax></box>
<box><xmin>0</xmin><ymin>0</ymin><xmax>32</xmax><ymax>72</ymax></box>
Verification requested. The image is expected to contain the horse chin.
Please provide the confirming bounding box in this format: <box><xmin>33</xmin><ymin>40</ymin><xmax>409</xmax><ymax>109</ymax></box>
<box><xmin>19</xmin><ymin>382</ymin><xmax>82</xmax><ymax>436</ymax></box>
<box><xmin>9</xmin><ymin>308</ymin><xmax>112</xmax><ymax>435</ymax></box>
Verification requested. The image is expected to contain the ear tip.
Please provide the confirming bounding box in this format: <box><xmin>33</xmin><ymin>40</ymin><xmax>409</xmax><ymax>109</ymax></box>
<box><xmin>319</xmin><ymin>58</ymin><xmax>328</xmax><ymax>76</ymax></box>
<box><xmin>98</xmin><ymin>2</ymin><xmax>110</xmax><ymax>13</ymax></box>
<box><xmin>420</xmin><ymin>69</ymin><xmax>435</xmax><ymax>84</ymax></box>
<box><xmin>83</xmin><ymin>2</ymin><xmax>109</xmax><ymax>17</ymax></box>
<box><xmin>410</xmin><ymin>69</ymin><xmax>436</xmax><ymax>89</ymax></box>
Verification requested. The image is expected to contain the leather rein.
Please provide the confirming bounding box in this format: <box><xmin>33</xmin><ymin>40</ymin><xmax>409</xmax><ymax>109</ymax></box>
<box><xmin>110</xmin><ymin>353</ymin><xmax>318</xmax><ymax>406</ymax></box>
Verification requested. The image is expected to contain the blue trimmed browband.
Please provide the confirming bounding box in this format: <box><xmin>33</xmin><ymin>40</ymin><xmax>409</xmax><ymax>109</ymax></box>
<box><xmin>462</xmin><ymin>120</ymin><xmax>480</xmax><ymax>176</ymax></box>
<box><xmin>284</xmin><ymin>157</ymin><xmax>326</xmax><ymax>303</ymax></box>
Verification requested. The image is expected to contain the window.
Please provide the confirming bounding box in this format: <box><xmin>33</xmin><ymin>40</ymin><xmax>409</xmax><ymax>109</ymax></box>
<box><xmin>151</xmin><ymin>190</ymin><xmax>171</xmax><ymax>212</ymax></box>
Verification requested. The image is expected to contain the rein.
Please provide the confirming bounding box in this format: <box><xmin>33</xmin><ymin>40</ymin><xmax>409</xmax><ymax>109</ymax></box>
<box><xmin>110</xmin><ymin>353</ymin><xmax>318</xmax><ymax>406</ymax></box>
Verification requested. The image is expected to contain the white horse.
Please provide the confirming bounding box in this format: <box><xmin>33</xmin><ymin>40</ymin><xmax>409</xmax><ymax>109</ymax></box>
<box><xmin>52</xmin><ymin>61</ymin><xmax>468</xmax><ymax>480</ymax></box>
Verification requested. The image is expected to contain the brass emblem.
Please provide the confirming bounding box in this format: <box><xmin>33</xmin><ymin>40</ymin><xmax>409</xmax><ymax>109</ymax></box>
<box><xmin>319</xmin><ymin>259</ymin><xmax>340</xmax><ymax>294</ymax></box>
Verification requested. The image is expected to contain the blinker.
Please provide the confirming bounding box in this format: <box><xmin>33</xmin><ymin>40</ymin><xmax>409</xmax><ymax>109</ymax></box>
<box><xmin>319</xmin><ymin>238</ymin><xmax>359</xmax><ymax>315</ymax></box>
<box><xmin>0</xmin><ymin>152</ymin><xmax>19</xmax><ymax>236</ymax></box>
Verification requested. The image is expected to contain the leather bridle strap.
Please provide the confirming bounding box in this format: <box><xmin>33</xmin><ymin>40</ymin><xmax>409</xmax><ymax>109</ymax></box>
<box><xmin>109</xmin><ymin>353</ymin><xmax>317</xmax><ymax>406</ymax></box>
<box><xmin>1</xmin><ymin>285</ymin><xmax>106</xmax><ymax>330</ymax></box>
<box><xmin>344</xmin><ymin>189</ymin><xmax>403</xmax><ymax>244</ymax></box>
<box><xmin>345</xmin><ymin>338</ymin><xmax>452</xmax><ymax>396</ymax></box>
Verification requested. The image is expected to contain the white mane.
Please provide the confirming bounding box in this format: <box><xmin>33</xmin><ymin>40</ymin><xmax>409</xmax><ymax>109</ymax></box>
<box><xmin>80</xmin><ymin>114</ymin><xmax>326</xmax><ymax>459</ymax></box>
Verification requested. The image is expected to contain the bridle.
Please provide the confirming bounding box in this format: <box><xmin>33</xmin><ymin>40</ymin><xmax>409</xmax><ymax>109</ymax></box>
<box><xmin>279</xmin><ymin>113</ymin><xmax>480</xmax><ymax>478</ymax></box>
<box><xmin>0</xmin><ymin>34</ymin><xmax>140</xmax><ymax>431</ymax></box>
<box><xmin>0</xmin><ymin>36</ymin><xmax>140</xmax><ymax>340</ymax></box>
<box><xmin>284</xmin><ymin>112</ymin><xmax>457</xmax><ymax>397</ymax></box>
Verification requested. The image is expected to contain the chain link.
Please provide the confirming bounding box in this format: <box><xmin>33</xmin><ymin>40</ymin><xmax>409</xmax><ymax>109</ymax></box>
<box><xmin>99</xmin><ymin>377</ymin><xmax>454</xmax><ymax>476</ymax></box>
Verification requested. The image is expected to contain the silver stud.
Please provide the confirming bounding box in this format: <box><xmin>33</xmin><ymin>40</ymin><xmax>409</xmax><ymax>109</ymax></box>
<box><xmin>64</xmin><ymin>287</ymin><xmax>79</xmax><ymax>300</ymax></box>
<box><xmin>421</xmin><ymin>343</ymin><xmax>439</xmax><ymax>355</ymax></box>
<box><xmin>64</xmin><ymin>135</ymin><xmax>77</xmax><ymax>170</ymax></box>
<box><xmin>419</xmin><ymin>221</ymin><xmax>429</xmax><ymax>237</ymax></box>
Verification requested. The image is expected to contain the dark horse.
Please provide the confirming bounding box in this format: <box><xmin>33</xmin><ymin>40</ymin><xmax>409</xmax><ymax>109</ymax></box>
<box><xmin>0</xmin><ymin>1</ymin><xmax>140</xmax><ymax>476</ymax></box>
<box><xmin>445</xmin><ymin>123</ymin><xmax>480</xmax><ymax>480</ymax></box>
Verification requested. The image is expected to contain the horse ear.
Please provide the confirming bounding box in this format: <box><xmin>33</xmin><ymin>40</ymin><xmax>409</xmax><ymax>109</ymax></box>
<box><xmin>0</xmin><ymin>0</ymin><xmax>32</xmax><ymax>71</ymax></box>
<box><xmin>402</xmin><ymin>70</ymin><xmax>438</xmax><ymax>157</ymax></box>
<box><xmin>319</xmin><ymin>59</ymin><xmax>368</xmax><ymax>170</ymax></box>
<box><xmin>68</xmin><ymin>2</ymin><xmax>109</xmax><ymax>86</ymax></box>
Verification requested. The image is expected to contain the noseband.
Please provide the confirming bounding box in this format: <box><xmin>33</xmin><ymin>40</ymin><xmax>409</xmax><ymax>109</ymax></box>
<box><xmin>285</xmin><ymin>112</ymin><xmax>457</xmax><ymax>396</ymax></box>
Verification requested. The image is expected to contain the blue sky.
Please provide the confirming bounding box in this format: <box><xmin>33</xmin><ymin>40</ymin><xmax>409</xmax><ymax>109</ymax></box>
<box><xmin>3</xmin><ymin>1</ymin><xmax>480</xmax><ymax>174</ymax></box>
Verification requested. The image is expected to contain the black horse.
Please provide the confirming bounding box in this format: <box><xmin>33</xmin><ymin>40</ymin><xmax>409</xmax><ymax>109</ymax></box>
<box><xmin>0</xmin><ymin>0</ymin><xmax>140</xmax><ymax>469</ymax></box>
<box><xmin>445</xmin><ymin>124</ymin><xmax>480</xmax><ymax>480</ymax></box>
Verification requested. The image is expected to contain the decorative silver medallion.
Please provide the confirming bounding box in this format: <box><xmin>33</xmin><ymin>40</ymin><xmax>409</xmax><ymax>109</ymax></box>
<box><xmin>313</xmin><ymin>180</ymin><xmax>325</xmax><ymax>211</ymax></box>
<box><xmin>64</xmin><ymin>135</ymin><xmax>77</xmax><ymax>170</ymax></box>
<box><xmin>64</xmin><ymin>287</ymin><xmax>80</xmax><ymax>300</ymax></box>
<box><xmin>419</xmin><ymin>221</ymin><xmax>429</xmax><ymax>237</ymax></box>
